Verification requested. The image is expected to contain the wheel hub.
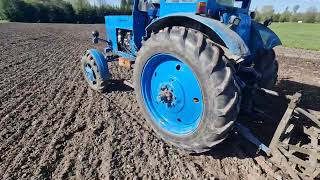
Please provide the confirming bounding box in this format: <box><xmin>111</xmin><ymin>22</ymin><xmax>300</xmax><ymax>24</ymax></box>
<box><xmin>157</xmin><ymin>80</ymin><xmax>186</xmax><ymax>113</ymax></box>
<box><xmin>141</xmin><ymin>54</ymin><xmax>203</xmax><ymax>135</ymax></box>
<box><xmin>159</xmin><ymin>85</ymin><xmax>174</xmax><ymax>107</ymax></box>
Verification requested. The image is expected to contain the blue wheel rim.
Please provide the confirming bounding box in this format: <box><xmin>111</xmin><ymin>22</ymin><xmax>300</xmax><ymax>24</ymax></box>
<box><xmin>141</xmin><ymin>54</ymin><xmax>204</xmax><ymax>135</ymax></box>
<box><xmin>84</xmin><ymin>64</ymin><xmax>96</xmax><ymax>84</ymax></box>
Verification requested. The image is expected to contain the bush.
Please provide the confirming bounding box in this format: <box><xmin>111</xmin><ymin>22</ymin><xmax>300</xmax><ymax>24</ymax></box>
<box><xmin>279</xmin><ymin>10</ymin><xmax>291</xmax><ymax>22</ymax></box>
<box><xmin>0</xmin><ymin>0</ymin><xmax>28</xmax><ymax>22</ymax></box>
<box><xmin>0</xmin><ymin>0</ymin><xmax>132</xmax><ymax>23</ymax></box>
<box><xmin>60</xmin><ymin>3</ymin><xmax>76</xmax><ymax>23</ymax></box>
<box><xmin>53</xmin><ymin>0</ymin><xmax>76</xmax><ymax>23</ymax></box>
<box><xmin>0</xmin><ymin>11</ymin><xmax>4</xmax><ymax>20</ymax></box>
<box><xmin>1</xmin><ymin>1</ymin><xmax>320</xmax><ymax>25</ymax></box>
<box><xmin>272</xmin><ymin>13</ymin><xmax>281</xmax><ymax>22</ymax></box>
<box><xmin>290</xmin><ymin>13</ymin><xmax>303</xmax><ymax>22</ymax></box>
<box><xmin>31</xmin><ymin>3</ymin><xmax>49</xmax><ymax>23</ymax></box>
<box><xmin>254</xmin><ymin>5</ymin><xmax>320</xmax><ymax>24</ymax></box>
<box><xmin>316</xmin><ymin>13</ymin><xmax>320</xmax><ymax>23</ymax></box>
<box><xmin>0</xmin><ymin>0</ymin><xmax>77</xmax><ymax>23</ymax></box>
<box><xmin>303</xmin><ymin>7</ymin><xmax>317</xmax><ymax>23</ymax></box>
<box><xmin>76</xmin><ymin>6</ymin><xmax>97</xmax><ymax>24</ymax></box>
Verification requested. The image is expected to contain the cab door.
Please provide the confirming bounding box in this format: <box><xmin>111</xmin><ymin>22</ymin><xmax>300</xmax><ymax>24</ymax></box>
<box><xmin>133</xmin><ymin>0</ymin><xmax>156</xmax><ymax>50</ymax></box>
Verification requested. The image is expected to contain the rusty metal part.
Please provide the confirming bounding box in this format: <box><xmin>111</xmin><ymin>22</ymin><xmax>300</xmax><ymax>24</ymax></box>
<box><xmin>118</xmin><ymin>57</ymin><xmax>132</xmax><ymax>69</ymax></box>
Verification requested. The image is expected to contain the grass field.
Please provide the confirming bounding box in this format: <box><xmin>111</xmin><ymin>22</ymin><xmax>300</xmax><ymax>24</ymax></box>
<box><xmin>270</xmin><ymin>23</ymin><xmax>320</xmax><ymax>51</ymax></box>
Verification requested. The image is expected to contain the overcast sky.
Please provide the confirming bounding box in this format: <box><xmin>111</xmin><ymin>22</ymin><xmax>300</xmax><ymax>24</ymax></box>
<box><xmin>96</xmin><ymin>0</ymin><xmax>320</xmax><ymax>13</ymax></box>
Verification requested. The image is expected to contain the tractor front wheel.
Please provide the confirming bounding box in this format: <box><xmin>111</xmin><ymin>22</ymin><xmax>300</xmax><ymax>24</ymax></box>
<box><xmin>134</xmin><ymin>27</ymin><xmax>241</xmax><ymax>153</ymax></box>
<box><xmin>81</xmin><ymin>50</ymin><xmax>109</xmax><ymax>93</ymax></box>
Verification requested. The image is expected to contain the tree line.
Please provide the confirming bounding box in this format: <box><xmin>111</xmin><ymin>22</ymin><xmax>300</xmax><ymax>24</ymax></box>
<box><xmin>255</xmin><ymin>5</ymin><xmax>320</xmax><ymax>23</ymax></box>
<box><xmin>0</xmin><ymin>0</ymin><xmax>133</xmax><ymax>23</ymax></box>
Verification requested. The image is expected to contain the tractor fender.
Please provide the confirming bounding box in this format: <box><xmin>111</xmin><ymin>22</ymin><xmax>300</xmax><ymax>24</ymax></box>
<box><xmin>249</xmin><ymin>21</ymin><xmax>282</xmax><ymax>53</ymax></box>
<box><xmin>88</xmin><ymin>49</ymin><xmax>110</xmax><ymax>80</ymax></box>
<box><xmin>146</xmin><ymin>13</ymin><xmax>250</xmax><ymax>57</ymax></box>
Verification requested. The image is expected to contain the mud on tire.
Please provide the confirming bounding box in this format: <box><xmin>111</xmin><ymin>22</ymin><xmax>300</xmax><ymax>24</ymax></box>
<box><xmin>134</xmin><ymin>26</ymin><xmax>241</xmax><ymax>153</ymax></box>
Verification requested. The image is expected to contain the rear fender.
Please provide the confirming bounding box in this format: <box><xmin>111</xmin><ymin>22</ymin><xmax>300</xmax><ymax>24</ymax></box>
<box><xmin>146</xmin><ymin>13</ymin><xmax>250</xmax><ymax>57</ymax></box>
<box><xmin>88</xmin><ymin>49</ymin><xmax>110</xmax><ymax>80</ymax></box>
<box><xmin>249</xmin><ymin>21</ymin><xmax>282</xmax><ymax>53</ymax></box>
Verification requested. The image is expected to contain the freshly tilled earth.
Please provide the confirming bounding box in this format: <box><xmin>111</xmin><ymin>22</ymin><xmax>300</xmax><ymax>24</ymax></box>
<box><xmin>0</xmin><ymin>23</ymin><xmax>319</xmax><ymax>180</ymax></box>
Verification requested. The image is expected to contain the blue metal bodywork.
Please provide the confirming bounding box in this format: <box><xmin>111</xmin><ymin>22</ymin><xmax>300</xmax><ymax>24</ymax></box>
<box><xmin>104</xmin><ymin>0</ymin><xmax>281</xmax><ymax>63</ymax></box>
<box><xmin>95</xmin><ymin>0</ymin><xmax>282</xmax><ymax>136</ymax></box>
<box><xmin>88</xmin><ymin>49</ymin><xmax>110</xmax><ymax>80</ymax></box>
<box><xmin>104</xmin><ymin>16</ymin><xmax>136</xmax><ymax>60</ymax></box>
<box><xmin>141</xmin><ymin>53</ymin><xmax>204</xmax><ymax>134</ymax></box>
<box><xmin>146</xmin><ymin>13</ymin><xmax>250</xmax><ymax>57</ymax></box>
<box><xmin>249</xmin><ymin>21</ymin><xmax>282</xmax><ymax>53</ymax></box>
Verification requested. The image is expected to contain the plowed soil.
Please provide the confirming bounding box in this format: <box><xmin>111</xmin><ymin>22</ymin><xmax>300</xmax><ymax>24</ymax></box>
<box><xmin>0</xmin><ymin>23</ymin><xmax>319</xmax><ymax>180</ymax></box>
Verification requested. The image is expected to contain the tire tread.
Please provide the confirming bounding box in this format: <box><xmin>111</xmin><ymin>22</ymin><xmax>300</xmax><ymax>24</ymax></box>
<box><xmin>134</xmin><ymin>26</ymin><xmax>241</xmax><ymax>153</ymax></box>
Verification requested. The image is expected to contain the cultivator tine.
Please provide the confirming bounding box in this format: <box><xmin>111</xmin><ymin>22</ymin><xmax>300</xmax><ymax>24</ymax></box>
<box><xmin>295</xmin><ymin>107</ymin><xmax>320</xmax><ymax>128</ymax></box>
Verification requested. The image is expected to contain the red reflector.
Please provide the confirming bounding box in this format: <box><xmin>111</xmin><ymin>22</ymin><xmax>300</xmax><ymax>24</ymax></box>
<box><xmin>197</xmin><ymin>2</ymin><xmax>207</xmax><ymax>14</ymax></box>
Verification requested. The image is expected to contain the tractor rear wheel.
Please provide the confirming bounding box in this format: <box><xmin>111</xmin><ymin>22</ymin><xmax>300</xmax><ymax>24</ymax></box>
<box><xmin>134</xmin><ymin>27</ymin><xmax>241</xmax><ymax>153</ymax></box>
<box><xmin>254</xmin><ymin>49</ymin><xmax>278</xmax><ymax>89</ymax></box>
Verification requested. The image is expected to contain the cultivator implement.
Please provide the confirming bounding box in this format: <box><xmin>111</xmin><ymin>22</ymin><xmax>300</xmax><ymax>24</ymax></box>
<box><xmin>237</xmin><ymin>89</ymin><xmax>320</xmax><ymax>179</ymax></box>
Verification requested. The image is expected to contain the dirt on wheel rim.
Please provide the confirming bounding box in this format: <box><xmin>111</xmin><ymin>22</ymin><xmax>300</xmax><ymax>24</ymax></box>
<box><xmin>0</xmin><ymin>23</ymin><xmax>319</xmax><ymax>180</ymax></box>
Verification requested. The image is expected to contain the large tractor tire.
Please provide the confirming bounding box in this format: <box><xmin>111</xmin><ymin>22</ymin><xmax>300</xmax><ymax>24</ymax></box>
<box><xmin>134</xmin><ymin>27</ymin><xmax>241</xmax><ymax>153</ymax></box>
<box><xmin>81</xmin><ymin>50</ymin><xmax>110</xmax><ymax>93</ymax></box>
<box><xmin>254</xmin><ymin>49</ymin><xmax>278</xmax><ymax>89</ymax></box>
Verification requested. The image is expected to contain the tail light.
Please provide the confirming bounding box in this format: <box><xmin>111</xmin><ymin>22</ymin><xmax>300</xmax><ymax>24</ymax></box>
<box><xmin>196</xmin><ymin>2</ymin><xmax>207</xmax><ymax>15</ymax></box>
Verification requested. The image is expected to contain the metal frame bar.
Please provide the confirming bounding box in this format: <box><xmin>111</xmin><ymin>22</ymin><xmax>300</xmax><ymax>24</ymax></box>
<box><xmin>238</xmin><ymin>88</ymin><xmax>320</xmax><ymax>179</ymax></box>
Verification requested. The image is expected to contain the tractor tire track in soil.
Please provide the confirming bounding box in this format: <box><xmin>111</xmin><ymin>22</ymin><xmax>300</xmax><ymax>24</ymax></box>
<box><xmin>1</xmin><ymin>23</ymin><xmax>319</xmax><ymax>180</ymax></box>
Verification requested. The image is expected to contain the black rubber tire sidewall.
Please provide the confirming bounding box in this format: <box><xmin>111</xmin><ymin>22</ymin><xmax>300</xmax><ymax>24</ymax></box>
<box><xmin>134</xmin><ymin>27</ymin><xmax>240</xmax><ymax>153</ymax></box>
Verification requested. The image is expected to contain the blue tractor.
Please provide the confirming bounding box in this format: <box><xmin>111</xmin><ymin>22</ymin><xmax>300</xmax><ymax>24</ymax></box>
<box><xmin>81</xmin><ymin>2</ymin><xmax>320</xmax><ymax>177</ymax></box>
<box><xmin>81</xmin><ymin>0</ymin><xmax>281</xmax><ymax>153</ymax></box>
